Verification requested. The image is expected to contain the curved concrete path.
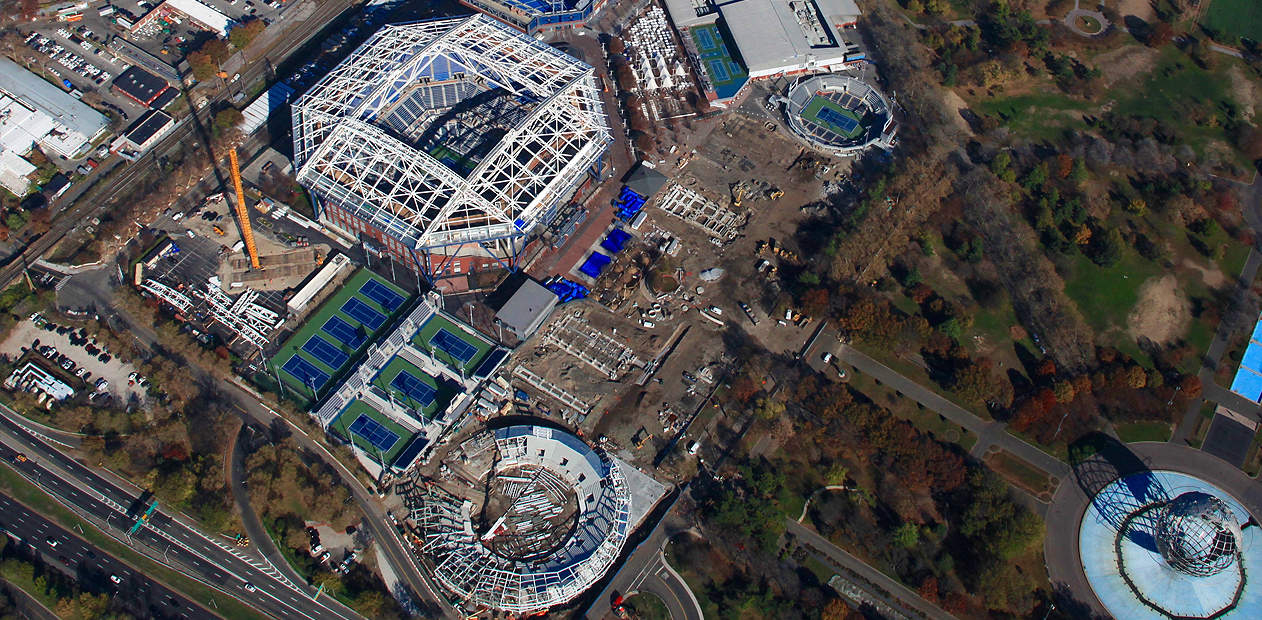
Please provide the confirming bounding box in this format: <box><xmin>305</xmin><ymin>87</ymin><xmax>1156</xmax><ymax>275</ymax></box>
<box><xmin>1064</xmin><ymin>0</ymin><xmax>1109</xmax><ymax>37</ymax></box>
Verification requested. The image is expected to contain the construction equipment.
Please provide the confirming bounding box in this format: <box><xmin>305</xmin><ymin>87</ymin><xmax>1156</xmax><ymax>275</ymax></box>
<box><xmin>227</xmin><ymin>148</ymin><xmax>260</xmax><ymax>269</ymax></box>
<box><xmin>731</xmin><ymin>185</ymin><xmax>743</xmax><ymax>209</ymax></box>
<box><xmin>769</xmin><ymin>189</ymin><xmax>784</xmax><ymax>200</ymax></box>
<box><xmin>212</xmin><ymin>225</ymin><xmax>225</xmax><ymax>236</ymax></box>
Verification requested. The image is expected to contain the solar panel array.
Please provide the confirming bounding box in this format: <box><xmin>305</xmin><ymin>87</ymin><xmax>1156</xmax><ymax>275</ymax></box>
<box><xmin>348</xmin><ymin>414</ymin><xmax>399</xmax><ymax>451</ymax></box>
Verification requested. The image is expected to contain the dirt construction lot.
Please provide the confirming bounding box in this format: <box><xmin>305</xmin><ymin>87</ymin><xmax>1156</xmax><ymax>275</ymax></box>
<box><xmin>0</xmin><ymin>319</ymin><xmax>146</xmax><ymax>404</ymax></box>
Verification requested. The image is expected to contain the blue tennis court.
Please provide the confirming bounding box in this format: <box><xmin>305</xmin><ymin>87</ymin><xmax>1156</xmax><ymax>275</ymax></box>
<box><xmin>429</xmin><ymin>328</ymin><xmax>477</xmax><ymax>363</ymax></box>
<box><xmin>696</xmin><ymin>28</ymin><xmax>716</xmax><ymax>51</ymax></box>
<box><xmin>360</xmin><ymin>280</ymin><xmax>405</xmax><ymax>312</ymax></box>
<box><xmin>342</xmin><ymin>298</ymin><xmax>386</xmax><ymax>330</ymax></box>
<box><xmin>1252</xmin><ymin>321</ymin><xmax>1262</xmax><ymax>344</ymax></box>
<box><xmin>283</xmin><ymin>356</ymin><xmax>329</xmax><ymax>389</ymax></box>
<box><xmin>390</xmin><ymin>371</ymin><xmax>437</xmax><ymax>406</ymax></box>
<box><xmin>303</xmin><ymin>335</ymin><xmax>349</xmax><ymax>369</ymax></box>
<box><xmin>709</xmin><ymin>59</ymin><xmax>729</xmax><ymax>82</ymax></box>
<box><xmin>322</xmin><ymin>316</ymin><xmax>366</xmax><ymax>349</ymax></box>
<box><xmin>348</xmin><ymin>414</ymin><xmax>399</xmax><ymax>452</ymax></box>
<box><xmin>817</xmin><ymin>106</ymin><xmax>859</xmax><ymax>134</ymax></box>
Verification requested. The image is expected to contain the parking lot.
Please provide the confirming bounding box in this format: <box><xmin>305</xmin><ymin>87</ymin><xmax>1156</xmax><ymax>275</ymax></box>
<box><xmin>0</xmin><ymin>318</ymin><xmax>147</xmax><ymax>405</ymax></box>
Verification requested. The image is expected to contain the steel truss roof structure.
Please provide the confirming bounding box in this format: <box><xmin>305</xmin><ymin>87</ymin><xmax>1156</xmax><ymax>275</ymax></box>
<box><xmin>293</xmin><ymin>14</ymin><xmax>611</xmax><ymax>252</ymax></box>
<box><xmin>409</xmin><ymin>425</ymin><xmax>630</xmax><ymax>614</ymax></box>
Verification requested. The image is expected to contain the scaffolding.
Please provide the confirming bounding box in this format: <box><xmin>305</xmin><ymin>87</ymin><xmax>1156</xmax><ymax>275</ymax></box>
<box><xmin>540</xmin><ymin>313</ymin><xmax>642</xmax><ymax>380</ymax></box>
<box><xmin>202</xmin><ymin>285</ymin><xmax>282</xmax><ymax>349</ymax></box>
<box><xmin>407</xmin><ymin>425</ymin><xmax>630</xmax><ymax>614</ymax></box>
<box><xmin>655</xmin><ymin>182</ymin><xmax>744</xmax><ymax>239</ymax></box>
<box><xmin>139</xmin><ymin>278</ymin><xmax>193</xmax><ymax>314</ymax></box>
<box><xmin>511</xmin><ymin>365</ymin><xmax>591</xmax><ymax>415</ymax></box>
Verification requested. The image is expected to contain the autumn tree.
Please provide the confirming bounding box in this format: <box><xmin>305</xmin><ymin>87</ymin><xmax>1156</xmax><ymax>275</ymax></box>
<box><xmin>228</xmin><ymin>18</ymin><xmax>266</xmax><ymax>49</ymax></box>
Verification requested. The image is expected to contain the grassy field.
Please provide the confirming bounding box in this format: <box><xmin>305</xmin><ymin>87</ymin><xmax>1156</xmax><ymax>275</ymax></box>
<box><xmin>973</xmin><ymin>93</ymin><xmax>1089</xmax><ymax>141</ymax></box>
<box><xmin>0</xmin><ymin>464</ymin><xmax>269</xmax><ymax>620</ymax></box>
<box><xmin>1062</xmin><ymin>248</ymin><xmax>1162</xmax><ymax>334</ymax></box>
<box><xmin>1203</xmin><ymin>0</ymin><xmax>1262</xmax><ymax>45</ymax></box>
<box><xmin>983</xmin><ymin>449</ymin><xmax>1057</xmax><ymax>500</ymax></box>
<box><xmin>624</xmin><ymin>592</ymin><xmax>671</xmax><ymax>620</ymax></box>
<box><xmin>411</xmin><ymin>313</ymin><xmax>493</xmax><ymax>375</ymax></box>
<box><xmin>847</xmin><ymin>370</ymin><xmax>978</xmax><ymax>451</ymax></box>
<box><xmin>270</xmin><ymin>269</ymin><xmax>411</xmax><ymax>399</ymax></box>
<box><xmin>1112</xmin><ymin>47</ymin><xmax>1240</xmax><ymax>155</ymax></box>
<box><xmin>328</xmin><ymin>399</ymin><xmax>415</xmax><ymax>465</ymax></box>
<box><xmin>1115</xmin><ymin>420</ymin><xmax>1173</xmax><ymax>443</ymax></box>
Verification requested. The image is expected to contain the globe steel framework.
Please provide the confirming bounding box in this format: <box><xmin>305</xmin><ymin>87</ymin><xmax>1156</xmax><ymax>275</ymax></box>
<box><xmin>410</xmin><ymin>425</ymin><xmax>630</xmax><ymax>614</ymax></box>
<box><xmin>782</xmin><ymin>73</ymin><xmax>897</xmax><ymax>157</ymax></box>
<box><xmin>292</xmin><ymin>15</ymin><xmax>612</xmax><ymax>278</ymax></box>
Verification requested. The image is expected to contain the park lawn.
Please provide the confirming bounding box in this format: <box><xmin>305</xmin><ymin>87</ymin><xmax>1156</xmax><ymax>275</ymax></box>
<box><xmin>847</xmin><ymin>371</ymin><xmax>978</xmax><ymax>451</ymax></box>
<box><xmin>1115</xmin><ymin>420</ymin><xmax>1173</xmax><ymax>443</ymax></box>
<box><xmin>1203</xmin><ymin>0</ymin><xmax>1262</xmax><ymax>45</ymax></box>
<box><xmin>624</xmin><ymin>592</ymin><xmax>671</xmax><ymax>620</ymax></box>
<box><xmin>1062</xmin><ymin>248</ymin><xmax>1162</xmax><ymax>334</ymax></box>
<box><xmin>854</xmin><ymin>346</ymin><xmax>993</xmax><ymax>420</ymax></box>
<box><xmin>983</xmin><ymin>449</ymin><xmax>1057</xmax><ymax>499</ymax></box>
<box><xmin>1111</xmin><ymin>47</ymin><xmax>1243</xmax><ymax>157</ymax></box>
<box><xmin>0</xmin><ymin>464</ymin><xmax>269</xmax><ymax>620</ymax></box>
<box><xmin>972</xmin><ymin>92</ymin><xmax>1089</xmax><ymax>142</ymax></box>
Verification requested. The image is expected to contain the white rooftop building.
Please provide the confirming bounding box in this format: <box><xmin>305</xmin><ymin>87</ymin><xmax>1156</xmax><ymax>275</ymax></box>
<box><xmin>0</xmin><ymin>58</ymin><xmax>110</xmax><ymax>161</ymax></box>
<box><xmin>722</xmin><ymin>0</ymin><xmax>858</xmax><ymax>78</ymax></box>
<box><xmin>0</xmin><ymin>151</ymin><xmax>37</xmax><ymax>197</ymax></box>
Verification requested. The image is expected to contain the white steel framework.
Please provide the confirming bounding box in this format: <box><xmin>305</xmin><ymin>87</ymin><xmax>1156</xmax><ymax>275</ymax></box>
<box><xmin>293</xmin><ymin>15</ymin><xmax>612</xmax><ymax>259</ymax></box>
<box><xmin>409</xmin><ymin>425</ymin><xmax>630</xmax><ymax>614</ymax></box>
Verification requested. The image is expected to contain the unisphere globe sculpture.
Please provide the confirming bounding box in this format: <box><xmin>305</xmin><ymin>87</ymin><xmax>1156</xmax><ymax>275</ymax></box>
<box><xmin>1155</xmin><ymin>491</ymin><xmax>1243</xmax><ymax>577</ymax></box>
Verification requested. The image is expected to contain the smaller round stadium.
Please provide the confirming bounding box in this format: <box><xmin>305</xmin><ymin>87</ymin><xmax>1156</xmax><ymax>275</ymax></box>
<box><xmin>407</xmin><ymin>425</ymin><xmax>630</xmax><ymax>614</ymax></box>
<box><xmin>783</xmin><ymin>73</ymin><xmax>897</xmax><ymax>156</ymax></box>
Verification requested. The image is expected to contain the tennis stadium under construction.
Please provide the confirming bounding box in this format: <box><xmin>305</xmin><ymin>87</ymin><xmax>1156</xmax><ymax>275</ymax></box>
<box><xmin>291</xmin><ymin>14</ymin><xmax>612</xmax><ymax>281</ymax></box>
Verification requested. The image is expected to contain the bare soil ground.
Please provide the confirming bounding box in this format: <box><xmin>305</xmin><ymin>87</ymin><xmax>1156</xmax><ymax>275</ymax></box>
<box><xmin>1180</xmin><ymin>256</ymin><xmax>1228</xmax><ymax>289</ymax></box>
<box><xmin>1126</xmin><ymin>274</ymin><xmax>1191</xmax><ymax>345</ymax></box>
<box><xmin>1116</xmin><ymin>0</ymin><xmax>1156</xmax><ymax>22</ymax></box>
<box><xmin>1227</xmin><ymin>65</ymin><xmax>1260</xmax><ymax>122</ymax></box>
<box><xmin>1095</xmin><ymin>45</ymin><xmax>1160</xmax><ymax>88</ymax></box>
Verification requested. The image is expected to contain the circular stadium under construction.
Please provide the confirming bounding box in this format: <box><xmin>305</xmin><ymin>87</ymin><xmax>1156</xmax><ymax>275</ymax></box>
<box><xmin>406</xmin><ymin>425</ymin><xmax>630</xmax><ymax>614</ymax></box>
<box><xmin>781</xmin><ymin>73</ymin><xmax>897</xmax><ymax>157</ymax></box>
<box><xmin>292</xmin><ymin>14</ymin><xmax>612</xmax><ymax>278</ymax></box>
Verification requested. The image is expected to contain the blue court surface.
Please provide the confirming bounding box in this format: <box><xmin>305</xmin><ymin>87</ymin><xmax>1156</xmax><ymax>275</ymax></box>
<box><xmin>817</xmin><ymin>106</ymin><xmax>859</xmax><ymax>133</ymax></box>
<box><xmin>696</xmin><ymin>28</ymin><xmax>716</xmax><ymax>51</ymax></box>
<box><xmin>1231</xmin><ymin>369</ymin><xmax>1262</xmax><ymax>401</ymax></box>
<box><xmin>342</xmin><ymin>298</ymin><xmax>386</xmax><ymax>330</ymax></box>
<box><xmin>1252</xmin><ymin>320</ymin><xmax>1262</xmax><ymax>345</ymax></box>
<box><xmin>390</xmin><ymin>371</ymin><xmax>437</xmax><ymax>406</ymax></box>
<box><xmin>1243</xmin><ymin>343</ymin><xmax>1262</xmax><ymax>373</ymax></box>
<box><xmin>360</xmin><ymin>280</ymin><xmax>405</xmax><ymax>312</ymax></box>
<box><xmin>322</xmin><ymin>316</ymin><xmax>366</xmax><ymax>349</ymax></box>
<box><xmin>348</xmin><ymin>414</ymin><xmax>399</xmax><ymax>452</ymax></box>
<box><xmin>708</xmin><ymin>59</ymin><xmax>729</xmax><ymax>82</ymax></box>
<box><xmin>283</xmin><ymin>356</ymin><xmax>329</xmax><ymax>390</ymax></box>
<box><xmin>429</xmin><ymin>328</ymin><xmax>476</xmax><ymax>363</ymax></box>
<box><xmin>302</xmin><ymin>335</ymin><xmax>349</xmax><ymax>369</ymax></box>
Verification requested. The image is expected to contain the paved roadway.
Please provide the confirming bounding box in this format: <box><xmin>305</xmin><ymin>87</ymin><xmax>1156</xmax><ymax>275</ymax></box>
<box><xmin>0</xmin><ymin>406</ymin><xmax>361</xmax><ymax>620</ymax></box>
<box><xmin>0</xmin><ymin>492</ymin><xmax>212</xmax><ymax>620</ymax></box>
<box><xmin>1173</xmin><ymin>173</ymin><xmax>1262</xmax><ymax>446</ymax></box>
<box><xmin>1043</xmin><ymin>441</ymin><xmax>1262</xmax><ymax>616</ymax></box>
<box><xmin>785</xmin><ymin>520</ymin><xmax>956</xmax><ymax>620</ymax></box>
<box><xmin>45</xmin><ymin>270</ymin><xmax>453</xmax><ymax>616</ymax></box>
<box><xmin>806</xmin><ymin>330</ymin><xmax>1071</xmax><ymax>478</ymax></box>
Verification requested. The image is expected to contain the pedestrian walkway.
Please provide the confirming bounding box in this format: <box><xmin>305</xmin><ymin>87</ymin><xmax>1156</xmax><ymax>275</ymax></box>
<box><xmin>837</xmin><ymin>345</ymin><xmax>1070</xmax><ymax>478</ymax></box>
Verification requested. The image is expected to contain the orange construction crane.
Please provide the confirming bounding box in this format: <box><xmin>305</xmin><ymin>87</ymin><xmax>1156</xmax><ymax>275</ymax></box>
<box><xmin>228</xmin><ymin>148</ymin><xmax>260</xmax><ymax>269</ymax></box>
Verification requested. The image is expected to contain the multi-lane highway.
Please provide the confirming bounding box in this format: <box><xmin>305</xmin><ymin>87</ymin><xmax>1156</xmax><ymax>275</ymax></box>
<box><xmin>0</xmin><ymin>407</ymin><xmax>361</xmax><ymax>620</ymax></box>
<box><xmin>0</xmin><ymin>492</ymin><xmax>212</xmax><ymax>620</ymax></box>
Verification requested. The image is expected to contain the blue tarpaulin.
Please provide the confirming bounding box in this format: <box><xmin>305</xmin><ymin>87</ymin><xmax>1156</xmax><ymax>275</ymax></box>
<box><xmin>600</xmin><ymin>229</ymin><xmax>632</xmax><ymax>254</ymax></box>
<box><xmin>578</xmin><ymin>252</ymin><xmax>612</xmax><ymax>279</ymax></box>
